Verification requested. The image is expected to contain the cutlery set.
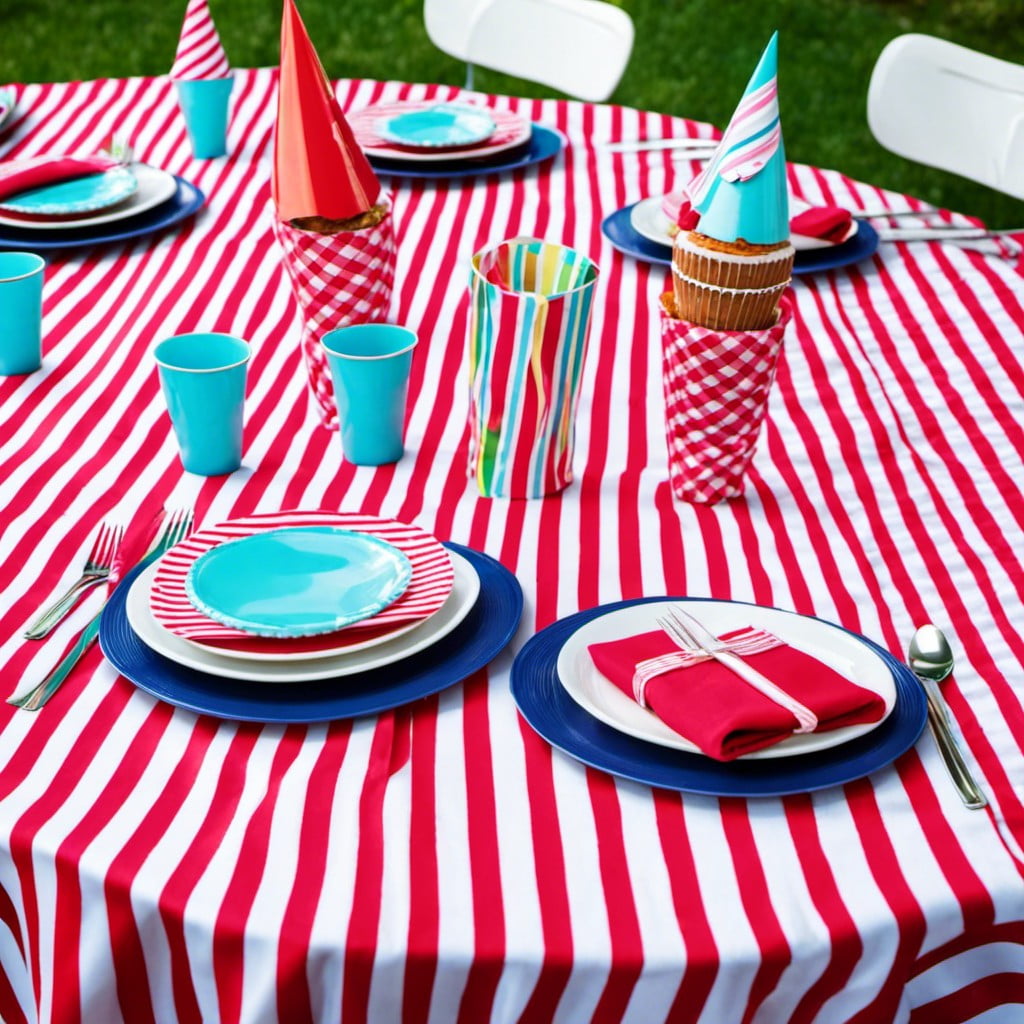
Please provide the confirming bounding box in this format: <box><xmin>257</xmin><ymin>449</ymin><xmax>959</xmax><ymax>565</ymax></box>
<box><xmin>604</xmin><ymin>136</ymin><xmax>1022</xmax><ymax>257</ymax></box>
<box><xmin>11</xmin><ymin>509</ymin><xmax>193</xmax><ymax>711</ymax></box>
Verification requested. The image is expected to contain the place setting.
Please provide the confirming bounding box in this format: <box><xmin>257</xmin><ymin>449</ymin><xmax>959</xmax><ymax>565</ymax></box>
<box><xmin>98</xmin><ymin>509</ymin><xmax>524</xmax><ymax>722</ymax></box>
<box><xmin>348</xmin><ymin>98</ymin><xmax>563</xmax><ymax>180</ymax></box>
<box><xmin>0</xmin><ymin>145</ymin><xmax>206</xmax><ymax>252</ymax></box>
<box><xmin>511</xmin><ymin>596</ymin><xmax>928</xmax><ymax>797</ymax></box>
<box><xmin>603</xmin><ymin>189</ymin><xmax>881</xmax><ymax>275</ymax></box>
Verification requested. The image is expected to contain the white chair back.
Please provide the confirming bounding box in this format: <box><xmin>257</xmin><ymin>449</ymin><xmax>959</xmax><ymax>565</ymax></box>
<box><xmin>423</xmin><ymin>0</ymin><xmax>486</xmax><ymax>63</ymax></box>
<box><xmin>428</xmin><ymin>0</ymin><xmax>633</xmax><ymax>102</ymax></box>
<box><xmin>867</xmin><ymin>33</ymin><xmax>1024</xmax><ymax>200</ymax></box>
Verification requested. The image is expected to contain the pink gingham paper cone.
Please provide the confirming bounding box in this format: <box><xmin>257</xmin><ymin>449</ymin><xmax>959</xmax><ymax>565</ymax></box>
<box><xmin>272</xmin><ymin>209</ymin><xmax>395</xmax><ymax>429</ymax></box>
<box><xmin>659</xmin><ymin>291</ymin><xmax>792</xmax><ymax>503</ymax></box>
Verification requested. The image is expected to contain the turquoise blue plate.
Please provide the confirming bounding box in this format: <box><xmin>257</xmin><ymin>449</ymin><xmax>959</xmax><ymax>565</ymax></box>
<box><xmin>377</xmin><ymin>104</ymin><xmax>496</xmax><ymax>148</ymax></box>
<box><xmin>0</xmin><ymin>165</ymin><xmax>138</xmax><ymax>216</ymax></box>
<box><xmin>185</xmin><ymin>526</ymin><xmax>413</xmax><ymax>638</ymax></box>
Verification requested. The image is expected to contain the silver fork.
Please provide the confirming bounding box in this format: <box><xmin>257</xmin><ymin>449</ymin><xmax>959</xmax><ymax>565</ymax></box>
<box><xmin>10</xmin><ymin>508</ymin><xmax>193</xmax><ymax>712</ymax></box>
<box><xmin>23</xmin><ymin>522</ymin><xmax>125</xmax><ymax>640</ymax></box>
<box><xmin>658</xmin><ymin>606</ymin><xmax>818</xmax><ymax>732</ymax></box>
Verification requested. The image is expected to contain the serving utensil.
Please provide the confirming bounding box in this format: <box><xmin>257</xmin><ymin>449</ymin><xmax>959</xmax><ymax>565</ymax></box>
<box><xmin>10</xmin><ymin>509</ymin><xmax>193</xmax><ymax>712</ymax></box>
<box><xmin>23</xmin><ymin>521</ymin><xmax>125</xmax><ymax>639</ymax></box>
<box><xmin>908</xmin><ymin>625</ymin><xmax>987</xmax><ymax>809</ymax></box>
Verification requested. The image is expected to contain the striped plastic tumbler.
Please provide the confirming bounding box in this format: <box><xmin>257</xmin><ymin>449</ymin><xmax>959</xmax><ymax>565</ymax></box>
<box><xmin>468</xmin><ymin>238</ymin><xmax>599</xmax><ymax>499</ymax></box>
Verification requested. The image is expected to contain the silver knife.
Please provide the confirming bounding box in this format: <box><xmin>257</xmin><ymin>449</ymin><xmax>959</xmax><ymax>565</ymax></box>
<box><xmin>602</xmin><ymin>137</ymin><xmax>719</xmax><ymax>153</ymax></box>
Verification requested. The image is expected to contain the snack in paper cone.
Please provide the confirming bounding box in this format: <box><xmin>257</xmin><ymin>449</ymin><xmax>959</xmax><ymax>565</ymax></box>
<box><xmin>671</xmin><ymin>33</ymin><xmax>794</xmax><ymax>331</ymax></box>
<box><xmin>271</xmin><ymin>0</ymin><xmax>396</xmax><ymax>427</ymax></box>
<box><xmin>171</xmin><ymin>0</ymin><xmax>231</xmax><ymax>81</ymax></box>
<box><xmin>659</xmin><ymin>292</ymin><xmax>791</xmax><ymax>503</ymax></box>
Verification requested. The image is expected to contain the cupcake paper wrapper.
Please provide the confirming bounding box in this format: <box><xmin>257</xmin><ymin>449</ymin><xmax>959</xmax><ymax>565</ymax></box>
<box><xmin>659</xmin><ymin>293</ymin><xmax>792</xmax><ymax>503</ymax></box>
<box><xmin>272</xmin><ymin>211</ymin><xmax>396</xmax><ymax>429</ymax></box>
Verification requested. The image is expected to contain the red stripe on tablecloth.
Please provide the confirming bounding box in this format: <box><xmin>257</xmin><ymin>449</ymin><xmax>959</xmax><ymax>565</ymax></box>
<box><xmin>104</xmin><ymin>717</ymin><xmax>219</xmax><ymax>1024</ymax></box>
<box><xmin>719</xmin><ymin>799</ymin><xmax>791</xmax><ymax>1024</ymax></box>
<box><xmin>453</xmin><ymin>670</ymin><xmax>505</xmax><ymax>1024</ymax></box>
<box><xmin>653</xmin><ymin>793</ymin><xmax>719</xmax><ymax>1017</ymax></box>
<box><xmin>783</xmin><ymin>796</ymin><xmax>864</xmax><ymax>1024</ymax></box>
<box><xmin>586</xmin><ymin>773</ymin><xmax>644</xmax><ymax>1023</ymax></box>
<box><xmin>158</xmin><ymin>728</ymin><xmax>261</xmax><ymax>1024</ymax></box>
<box><xmin>274</xmin><ymin>723</ymin><xmax>352</xmax><ymax>1024</ymax></box>
<box><xmin>842</xmin><ymin>782</ymin><xmax>926</xmax><ymax>1023</ymax></box>
<box><xmin>210</xmin><ymin>727</ymin><xmax>307</xmax><ymax>1022</ymax></box>
<box><xmin>6</xmin><ymin>686</ymin><xmax>137</xmax><ymax>1018</ymax></box>
<box><xmin>404</xmin><ymin>697</ymin><xmax>440</xmax><ymax>1024</ymax></box>
<box><xmin>909</xmin><ymin>973</ymin><xmax>1024</xmax><ymax>1023</ymax></box>
<box><xmin>341</xmin><ymin>716</ymin><xmax>403</xmax><ymax>1023</ymax></box>
<box><xmin>48</xmin><ymin>701</ymin><xmax>174</xmax><ymax>1024</ymax></box>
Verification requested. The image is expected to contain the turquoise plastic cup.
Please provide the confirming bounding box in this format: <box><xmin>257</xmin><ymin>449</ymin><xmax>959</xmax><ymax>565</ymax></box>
<box><xmin>174</xmin><ymin>76</ymin><xmax>233</xmax><ymax>158</ymax></box>
<box><xmin>0</xmin><ymin>252</ymin><xmax>45</xmax><ymax>375</ymax></box>
<box><xmin>154</xmin><ymin>332</ymin><xmax>250</xmax><ymax>476</ymax></box>
<box><xmin>321</xmin><ymin>325</ymin><xmax>417</xmax><ymax>466</ymax></box>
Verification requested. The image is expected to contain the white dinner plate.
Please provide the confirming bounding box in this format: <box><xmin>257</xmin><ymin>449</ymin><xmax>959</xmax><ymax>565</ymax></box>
<box><xmin>0</xmin><ymin>164</ymin><xmax>178</xmax><ymax>230</ymax></box>
<box><xmin>629</xmin><ymin>195</ymin><xmax>859</xmax><ymax>253</ymax></box>
<box><xmin>556</xmin><ymin>599</ymin><xmax>897</xmax><ymax>760</ymax></box>
<box><xmin>127</xmin><ymin>550</ymin><xmax>481</xmax><ymax>682</ymax></box>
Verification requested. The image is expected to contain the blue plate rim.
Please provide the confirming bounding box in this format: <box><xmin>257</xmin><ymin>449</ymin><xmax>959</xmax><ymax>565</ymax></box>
<box><xmin>600</xmin><ymin>202</ymin><xmax>880</xmax><ymax>277</ymax></box>
<box><xmin>0</xmin><ymin>176</ymin><xmax>205</xmax><ymax>251</ymax></box>
<box><xmin>99</xmin><ymin>541</ymin><xmax>523</xmax><ymax>723</ymax></box>
<box><xmin>510</xmin><ymin>596</ymin><xmax>927</xmax><ymax>797</ymax></box>
<box><xmin>369</xmin><ymin>123</ymin><xmax>562</xmax><ymax>180</ymax></box>
<box><xmin>184</xmin><ymin>526</ymin><xmax>414</xmax><ymax>639</ymax></box>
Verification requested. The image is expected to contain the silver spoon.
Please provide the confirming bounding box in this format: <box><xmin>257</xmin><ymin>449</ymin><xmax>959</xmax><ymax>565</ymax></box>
<box><xmin>908</xmin><ymin>625</ymin><xmax>987</xmax><ymax>809</ymax></box>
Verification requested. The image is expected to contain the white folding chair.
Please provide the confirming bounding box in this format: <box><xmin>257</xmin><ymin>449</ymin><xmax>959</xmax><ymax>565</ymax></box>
<box><xmin>424</xmin><ymin>0</ymin><xmax>634</xmax><ymax>102</ymax></box>
<box><xmin>867</xmin><ymin>33</ymin><xmax>1024</xmax><ymax>200</ymax></box>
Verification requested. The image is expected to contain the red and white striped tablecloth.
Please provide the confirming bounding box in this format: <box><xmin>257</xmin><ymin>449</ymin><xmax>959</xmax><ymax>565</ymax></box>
<box><xmin>1</xmin><ymin>68</ymin><xmax>1023</xmax><ymax>1024</ymax></box>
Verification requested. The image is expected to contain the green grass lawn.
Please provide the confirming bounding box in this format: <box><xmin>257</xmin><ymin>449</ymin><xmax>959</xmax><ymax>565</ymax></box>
<box><xmin>2</xmin><ymin>0</ymin><xmax>1022</xmax><ymax>226</ymax></box>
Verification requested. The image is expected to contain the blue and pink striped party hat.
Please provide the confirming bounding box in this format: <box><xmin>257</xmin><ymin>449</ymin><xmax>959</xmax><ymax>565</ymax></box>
<box><xmin>684</xmin><ymin>33</ymin><xmax>789</xmax><ymax>245</ymax></box>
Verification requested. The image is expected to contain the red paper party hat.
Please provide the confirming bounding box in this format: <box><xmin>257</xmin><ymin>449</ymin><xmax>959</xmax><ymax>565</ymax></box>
<box><xmin>273</xmin><ymin>0</ymin><xmax>382</xmax><ymax>221</ymax></box>
<box><xmin>171</xmin><ymin>0</ymin><xmax>231</xmax><ymax>80</ymax></box>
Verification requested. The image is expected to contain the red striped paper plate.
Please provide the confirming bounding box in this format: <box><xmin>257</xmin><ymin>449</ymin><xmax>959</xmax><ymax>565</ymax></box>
<box><xmin>150</xmin><ymin>510</ymin><xmax>455</xmax><ymax>658</ymax></box>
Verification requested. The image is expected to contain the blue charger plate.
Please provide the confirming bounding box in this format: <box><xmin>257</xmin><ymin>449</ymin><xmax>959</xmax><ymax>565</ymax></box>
<box><xmin>99</xmin><ymin>542</ymin><xmax>522</xmax><ymax>723</ymax></box>
<box><xmin>369</xmin><ymin>124</ymin><xmax>562</xmax><ymax>180</ymax></box>
<box><xmin>601</xmin><ymin>203</ymin><xmax>880</xmax><ymax>276</ymax></box>
<box><xmin>0</xmin><ymin>176</ymin><xmax>205</xmax><ymax>251</ymax></box>
<box><xmin>511</xmin><ymin>597</ymin><xmax>927</xmax><ymax>797</ymax></box>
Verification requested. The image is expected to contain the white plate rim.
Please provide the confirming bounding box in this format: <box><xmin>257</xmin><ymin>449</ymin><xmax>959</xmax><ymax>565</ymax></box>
<box><xmin>127</xmin><ymin>550</ymin><xmax>481</xmax><ymax>682</ymax></box>
<box><xmin>0</xmin><ymin>164</ymin><xmax>178</xmax><ymax>230</ymax></box>
<box><xmin>555</xmin><ymin>599</ymin><xmax>897</xmax><ymax>760</ymax></box>
<box><xmin>629</xmin><ymin>195</ymin><xmax>858</xmax><ymax>253</ymax></box>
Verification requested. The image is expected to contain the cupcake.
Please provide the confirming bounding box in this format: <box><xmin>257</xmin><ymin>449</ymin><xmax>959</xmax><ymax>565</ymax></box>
<box><xmin>670</xmin><ymin>32</ymin><xmax>793</xmax><ymax>331</ymax></box>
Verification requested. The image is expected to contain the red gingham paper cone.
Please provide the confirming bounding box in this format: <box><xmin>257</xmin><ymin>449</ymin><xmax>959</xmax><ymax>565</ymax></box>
<box><xmin>659</xmin><ymin>291</ymin><xmax>792</xmax><ymax>503</ymax></box>
<box><xmin>272</xmin><ymin>209</ymin><xmax>395</xmax><ymax>429</ymax></box>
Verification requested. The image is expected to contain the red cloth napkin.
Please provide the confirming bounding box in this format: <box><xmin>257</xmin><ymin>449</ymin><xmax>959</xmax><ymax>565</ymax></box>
<box><xmin>789</xmin><ymin>204</ymin><xmax>853</xmax><ymax>243</ymax></box>
<box><xmin>0</xmin><ymin>156</ymin><xmax>119</xmax><ymax>205</ymax></box>
<box><xmin>668</xmin><ymin>194</ymin><xmax>853</xmax><ymax>244</ymax></box>
<box><xmin>588</xmin><ymin>628</ymin><xmax>887</xmax><ymax>760</ymax></box>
